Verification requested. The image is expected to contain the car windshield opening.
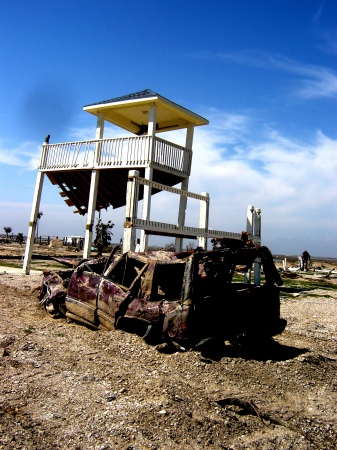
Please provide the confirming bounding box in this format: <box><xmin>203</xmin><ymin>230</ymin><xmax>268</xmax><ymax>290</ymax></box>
<box><xmin>108</xmin><ymin>256</ymin><xmax>146</xmax><ymax>289</ymax></box>
<box><xmin>152</xmin><ymin>262</ymin><xmax>186</xmax><ymax>301</ymax></box>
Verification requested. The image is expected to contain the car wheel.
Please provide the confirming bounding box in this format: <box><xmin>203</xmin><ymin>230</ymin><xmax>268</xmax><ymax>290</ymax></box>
<box><xmin>43</xmin><ymin>296</ymin><xmax>60</xmax><ymax>319</ymax></box>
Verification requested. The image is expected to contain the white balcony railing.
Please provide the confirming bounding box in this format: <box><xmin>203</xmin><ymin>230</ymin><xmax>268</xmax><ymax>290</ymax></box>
<box><xmin>39</xmin><ymin>136</ymin><xmax>192</xmax><ymax>177</ymax></box>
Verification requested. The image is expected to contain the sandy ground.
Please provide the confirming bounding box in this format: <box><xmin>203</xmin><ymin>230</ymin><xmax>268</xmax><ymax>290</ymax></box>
<box><xmin>0</xmin><ymin>245</ymin><xmax>336</xmax><ymax>449</ymax></box>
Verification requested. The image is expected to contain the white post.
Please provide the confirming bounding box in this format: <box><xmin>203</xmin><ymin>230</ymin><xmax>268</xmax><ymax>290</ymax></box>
<box><xmin>83</xmin><ymin>113</ymin><xmax>105</xmax><ymax>258</ymax></box>
<box><xmin>253</xmin><ymin>257</ymin><xmax>261</xmax><ymax>286</ymax></box>
<box><xmin>253</xmin><ymin>207</ymin><xmax>261</xmax><ymax>285</ymax></box>
<box><xmin>246</xmin><ymin>205</ymin><xmax>254</xmax><ymax>238</ymax></box>
<box><xmin>140</xmin><ymin>105</ymin><xmax>157</xmax><ymax>252</ymax></box>
<box><xmin>198</xmin><ymin>192</ymin><xmax>209</xmax><ymax>250</ymax></box>
<box><xmin>123</xmin><ymin>171</ymin><xmax>140</xmax><ymax>253</ymax></box>
<box><xmin>299</xmin><ymin>255</ymin><xmax>303</xmax><ymax>270</ymax></box>
<box><xmin>176</xmin><ymin>123</ymin><xmax>194</xmax><ymax>251</ymax></box>
<box><xmin>83</xmin><ymin>170</ymin><xmax>100</xmax><ymax>258</ymax></box>
<box><xmin>94</xmin><ymin>113</ymin><xmax>105</xmax><ymax>164</ymax></box>
<box><xmin>253</xmin><ymin>208</ymin><xmax>261</xmax><ymax>245</ymax></box>
<box><xmin>283</xmin><ymin>258</ymin><xmax>287</xmax><ymax>271</ymax></box>
<box><xmin>22</xmin><ymin>170</ymin><xmax>45</xmax><ymax>274</ymax></box>
<box><xmin>244</xmin><ymin>205</ymin><xmax>254</xmax><ymax>284</ymax></box>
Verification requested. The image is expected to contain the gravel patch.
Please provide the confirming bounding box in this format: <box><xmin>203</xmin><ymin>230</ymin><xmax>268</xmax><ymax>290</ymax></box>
<box><xmin>0</xmin><ymin>267</ymin><xmax>336</xmax><ymax>449</ymax></box>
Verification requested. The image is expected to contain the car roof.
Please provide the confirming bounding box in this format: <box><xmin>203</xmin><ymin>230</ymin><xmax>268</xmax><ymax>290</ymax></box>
<box><xmin>127</xmin><ymin>250</ymin><xmax>188</xmax><ymax>262</ymax></box>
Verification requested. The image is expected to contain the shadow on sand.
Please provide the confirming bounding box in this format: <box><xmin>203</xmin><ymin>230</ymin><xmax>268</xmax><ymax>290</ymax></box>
<box><xmin>196</xmin><ymin>338</ymin><xmax>308</xmax><ymax>363</ymax></box>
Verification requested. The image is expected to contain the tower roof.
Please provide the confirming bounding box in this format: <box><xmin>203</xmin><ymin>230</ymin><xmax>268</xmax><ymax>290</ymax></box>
<box><xmin>83</xmin><ymin>89</ymin><xmax>208</xmax><ymax>135</ymax></box>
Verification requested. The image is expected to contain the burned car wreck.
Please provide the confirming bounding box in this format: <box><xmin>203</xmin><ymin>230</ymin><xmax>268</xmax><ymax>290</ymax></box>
<box><xmin>40</xmin><ymin>240</ymin><xmax>286</xmax><ymax>349</ymax></box>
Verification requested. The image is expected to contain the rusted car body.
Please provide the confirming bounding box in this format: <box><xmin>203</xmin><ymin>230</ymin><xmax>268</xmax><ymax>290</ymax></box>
<box><xmin>40</xmin><ymin>243</ymin><xmax>286</xmax><ymax>348</ymax></box>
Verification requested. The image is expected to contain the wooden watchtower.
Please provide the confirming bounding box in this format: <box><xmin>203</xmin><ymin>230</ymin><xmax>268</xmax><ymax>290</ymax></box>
<box><xmin>23</xmin><ymin>89</ymin><xmax>209</xmax><ymax>273</ymax></box>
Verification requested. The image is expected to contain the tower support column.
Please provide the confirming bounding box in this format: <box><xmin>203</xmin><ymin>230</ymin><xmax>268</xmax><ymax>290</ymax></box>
<box><xmin>244</xmin><ymin>205</ymin><xmax>262</xmax><ymax>286</ymax></box>
<box><xmin>244</xmin><ymin>205</ymin><xmax>254</xmax><ymax>284</ymax></box>
<box><xmin>198</xmin><ymin>192</ymin><xmax>209</xmax><ymax>250</ymax></box>
<box><xmin>83</xmin><ymin>113</ymin><xmax>104</xmax><ymax>258</ymax></box>
<box><xmin>22</xmin><ymin>170</ymin><xmax>45</xmax><ymax>274</ymax></box>
<box><xmin>83</xmin><ymin>169</ymin><xmax>100</xmax><ymax>258</ymax></box>
<box><xmin>176</xmin><ymin>123</ymin><xmax>194</xmax><ymax>251</ymax></box>
<box><xmin>253</xmin><ymin>208</ymin><xmax>262</xmax><ymax>286</ymax></box>
<box><xmin>140</xmin><ymin>105</ymin><xmax>157</xmax><ymax>251</ymax></box>
<box><xmin>123</xmin><ymin>170</ymin><xmax>140</xmax><ymax>252</ymax></box>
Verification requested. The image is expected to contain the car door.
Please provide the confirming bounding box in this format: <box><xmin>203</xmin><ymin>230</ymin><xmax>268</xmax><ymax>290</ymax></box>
<box><xmin>66</xmin><ymin>269</ymin><xmax>100</xmax><ymax>325</ymax></box>
<box><xmin>96</xmin><ymin>278</ymin><xmax>129</xmax><ymax>329</ymax></box>
<box><xmin>96</xmin><ymin>254</ymin><xmax>148</xmax><ymax>330</ymax></box>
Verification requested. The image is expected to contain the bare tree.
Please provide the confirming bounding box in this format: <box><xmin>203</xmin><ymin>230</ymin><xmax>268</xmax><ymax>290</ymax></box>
<box><xmin>16</xmin><ymin>233</ymin><xmax>24</xmax><ymax>245</ymax></box>
<box><xmin>164</xmin><ymin>242</ymin><xmax>176</xmax><ymax>252</ymax></box>
<box><xmin>3</xmin><ymin>226</ymin><xmax>12</xmax><ymax>240</ymax></box>
<box><xmin>94</xmin><ymin>219</ymin><xmax>114</xmax><ymax>256</ymax></box>
<box><xmin>36</xmin><ymin>211</ymin><xmax>43</xmax><ymax>240</ymax></box>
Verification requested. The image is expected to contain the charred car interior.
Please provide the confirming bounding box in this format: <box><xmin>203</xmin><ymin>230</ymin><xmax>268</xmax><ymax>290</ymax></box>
<box><xmin>40</xmin><ymin>239</ymin><xmax>286</xmax><ymax>350</ymax></box>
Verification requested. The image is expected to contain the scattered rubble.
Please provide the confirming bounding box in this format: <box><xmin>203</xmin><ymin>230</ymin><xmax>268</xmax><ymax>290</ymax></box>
<box><xmin>0</xmin><ymin>249</ymin><xmax>336</xmax><ymax>449</ymax></box>
<box><xmin>0</xmin><ymin>268</ymin><xmax>337</xmax><ymax>450</ymax></box>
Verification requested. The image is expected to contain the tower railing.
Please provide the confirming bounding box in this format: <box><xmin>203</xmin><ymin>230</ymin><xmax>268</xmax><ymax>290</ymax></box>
<box><xmin>39</xmin><ymin>136</ymin><xmax>192</xmax><ymax>177</ymax></box>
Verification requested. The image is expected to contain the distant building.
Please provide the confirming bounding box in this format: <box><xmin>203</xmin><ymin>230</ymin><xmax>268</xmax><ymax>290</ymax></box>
<box><xmin>63</xmin><ymin>236</ymin><xmax>84</xmax><ymax>247</ymax></box>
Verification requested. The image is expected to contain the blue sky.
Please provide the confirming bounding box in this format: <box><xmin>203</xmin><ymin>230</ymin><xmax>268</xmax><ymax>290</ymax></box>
<box><xmin>1</xmin><ymin>0</ymin><xmax>336</xmax><ymax>257</ymax></box>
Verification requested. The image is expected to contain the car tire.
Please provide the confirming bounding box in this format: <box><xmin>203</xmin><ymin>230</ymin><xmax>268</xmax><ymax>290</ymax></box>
<box><xmin>43</xmin><ymin>296</ymin><xmax>60</xmax><ymax>319</ymax></box>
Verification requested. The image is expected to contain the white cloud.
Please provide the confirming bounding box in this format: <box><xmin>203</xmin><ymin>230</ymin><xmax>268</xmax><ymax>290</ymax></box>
<box><xmin>0</xmin><ymin>201</ymin><xmax>87</xmax><ymax>238</ymax></box>
<box><xmin>68</xmin><ymin>120</ymin><xmax>133</xmax><ymax>141</ymax></box>
<box><xmin>143</xmin><ymin>111</ymin><xmax>337</xmax><ymax>256</ymax></box>
<box><xmin>0</xmin><ymin>140</ymin><xmax>41</xmax><ymax>170</ymax></box>
<box><xmin>268</xmin><ymin>56</ymin><xmax>337</xmax><ymax>98</ymax></box>
<box><xmin>0</xmin><ymin>121</ymin><xmax>134</xmax><ymax>171</ymax></box>
<box><xmin>192</xmin><ymin>51</ymin><xmax>337</xmax><ymax>99</ymax></box>
<box><xmin>188</xmin><ymin>114</ymin><xmax>337</xmax><ymax>255</ymax></box>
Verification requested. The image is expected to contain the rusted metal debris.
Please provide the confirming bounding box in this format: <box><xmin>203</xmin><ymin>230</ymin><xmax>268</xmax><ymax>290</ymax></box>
<box><xmin>216</xmin><ymin>397</ymin><xmax>314</xmax><ymax>442</ymax></box>
<box><xmin>40</xmin><ymin>241</ymin><xmax>286</xmax><ymax>349</ymax></box>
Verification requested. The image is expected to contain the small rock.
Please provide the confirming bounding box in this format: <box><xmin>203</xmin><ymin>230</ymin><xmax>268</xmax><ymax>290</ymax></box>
<box><xmin>1</xmin><ymin>348</ymin><xmax>9</xmax><ymax>357</ymax></box>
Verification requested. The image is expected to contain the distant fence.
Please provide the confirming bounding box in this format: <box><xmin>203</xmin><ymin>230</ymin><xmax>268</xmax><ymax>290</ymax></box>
<box><xmin>0</xmin><ymin>234</ymin><xmax>25</xmax><ymax>244</ymax></box>
<box><xmin>0</xmin><ymin>235</ymin><xmax>85</xmax><ymax>248</ymax></box>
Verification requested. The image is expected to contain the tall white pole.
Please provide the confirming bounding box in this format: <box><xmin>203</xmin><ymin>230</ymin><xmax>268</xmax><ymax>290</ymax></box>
<box><xmin>253</xmin><ymin>208</ymin><xmax>262</xmax><ymax>286</ymax></box>
<box><xmin>83</xmin><ymin>170</ymin><xmax>100</xmax><ymax>258</ymax></box>
<box><xmin>198</xmin><ymin>192</ymin><xmax>209</xmax><ymax>250</ymax></box>
<box><xmin>83</xmin><ymin>113</ymin><xmax>104</xmax><ymax>258</ymax></box>
<box><xmin>246</xmin><ymin>205</ymin><xmax>254</xmax><ymax>238</ymax></box>
<box><xmin>22</xmin><ymin>139</ymin><xmax>50</xmax><ymax>274</ymax></box>
<box><xmin>244</xmin><ymin>205</ymin><xmax>255</xmax><ymax>284</ymax></box>
<box><xmin>22</xmin><ymin>170</ymin><xmax>45</xmax><ymax>274</ymax></box>
<box><xmin>176</xmin><ymin>123</ymin><xmax>194</xmax><ymax>251</ymax></box>
<box><xmin>140</xmin><ymin>105</ymin><xmax>157</xmax><ymax>252</ymax></box>
<box><xmin>123</xmin><ymin>171</ymin><xmax>140</xmax><ymax>252</ymax></box>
